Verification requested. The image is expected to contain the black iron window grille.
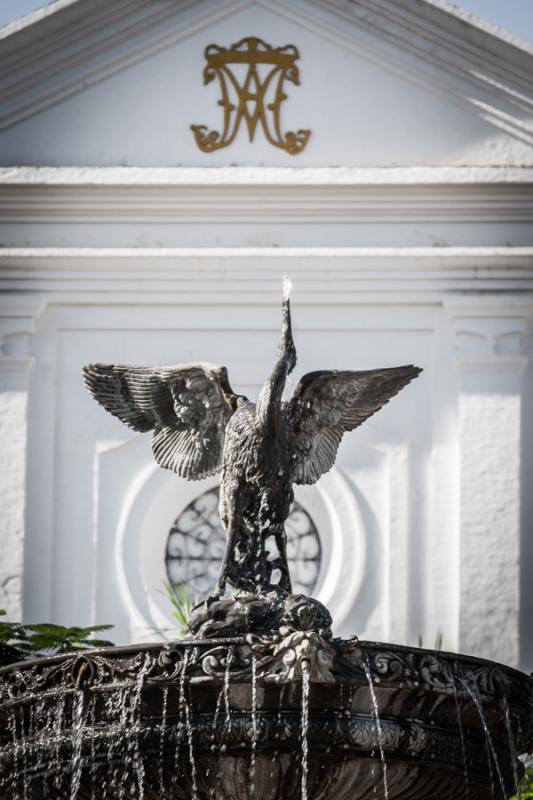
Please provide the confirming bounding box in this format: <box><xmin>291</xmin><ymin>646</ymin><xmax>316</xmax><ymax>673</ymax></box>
<box><xmin>165</xmin><ymin>487</ymin><xmax>322</xmax><ymax>600</ymax></box>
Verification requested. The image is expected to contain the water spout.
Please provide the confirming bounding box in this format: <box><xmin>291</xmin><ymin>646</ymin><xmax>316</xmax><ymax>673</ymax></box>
<box><xmin>283</xmin><ymin>275</ymin><xmax>292</xmax><ymax>302</ymax></box>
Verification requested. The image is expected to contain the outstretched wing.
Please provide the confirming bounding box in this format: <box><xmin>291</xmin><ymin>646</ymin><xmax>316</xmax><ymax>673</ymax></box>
<box><xmin>286</xmin><ymin>366</ymin><xmax>421</xmax><ymax>485</ymax></box>
<box><xmin>83</xmin><ymin>362</ymin><xmax>242</xmax><ymax>480</ymax></box>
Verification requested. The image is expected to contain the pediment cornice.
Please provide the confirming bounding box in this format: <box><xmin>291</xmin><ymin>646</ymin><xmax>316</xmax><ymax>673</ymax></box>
<box><xmin>0</xmin><ymin>0</ymin><xmax>532</xmax><ymax>144</ymax></box>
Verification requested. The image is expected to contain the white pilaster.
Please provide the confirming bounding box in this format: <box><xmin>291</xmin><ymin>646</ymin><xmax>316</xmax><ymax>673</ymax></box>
<box><xmin>0</xmin><ymin>300</ymin><xmax>36</xmax><ymax>621</ymax></box>
<box><xmin>444</xmin><ymin>295</ymin><xmax>532</xmax><ymax>666</ymax></box>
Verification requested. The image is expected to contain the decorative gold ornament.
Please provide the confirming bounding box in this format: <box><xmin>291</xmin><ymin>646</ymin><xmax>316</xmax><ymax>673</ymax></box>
<box><xmin>191</xmin><ymin>37</ymin><xmax>311</xmax><ymax>155</ymax></box>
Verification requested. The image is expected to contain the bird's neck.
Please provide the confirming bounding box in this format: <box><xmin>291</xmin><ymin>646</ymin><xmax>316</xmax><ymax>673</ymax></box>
<box><xmin>256</xmin><ymin>363</ymin><xmax>288</xmax><ymax>426</ymax></box>
<box><xmin>256</xmin><ymin>297</ymin><xmax>296</xmax><ymax>426</ymax></box>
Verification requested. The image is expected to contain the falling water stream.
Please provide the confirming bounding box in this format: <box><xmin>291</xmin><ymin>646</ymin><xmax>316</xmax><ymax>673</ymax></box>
<box><xmin>223</xmin><ymin>649</ymin><xmax>233</xmax><ymax>729</ymax></box>
<box><xmin>301</xmin><ymin>664</ymin><xmax>310</xmax><ymax>800</ymax></box>
<box><xmin>70</xmin><ymin>691</ymin><xmax>86</xmax><ymax>800</ymax></box>
<box><xmin>159</xmin><ymin>687</ymin><xmax>169</xmax><ymax>797</ymax></box>
<box><xmin>184</xmin><ymin>700</ymin><xmax>198</xmax><ymax>800</ymax></box>
<box><xmin>88</xmin><ymin>695</ymin><xmax>97</xmax><ymax>800</ymax></box>
<box><xmin>8</xmin><ymin>712</ymin><xmax>20</xmax><ymax>800</ymax></box>
<box><xmin>250</xmin><ymin>656</ymin><xmax>258</xmax><ymax>797</ymax></box>
<box><xmin>213</xmin><ymin>682</ymin><xmax>225</xmax><ymax>731</ymax></box>
<box><xmin>362</xmin><ymin>660</ymin><xmax>389</xmax><ymax>800</ymax></box>
<box><xmin>176</xmin><ymin>650</ymin><xmax>198</xmax><ymax>800</ymax></box>
<box><xmin>452</xmin><ymin>684</ymin><xmax>471</xmax><ymax>800</ymax></box>
<box><xmin>53</xmin><ymin>696</ymin><xmax>67</xmax><ymax>794</ymax></box>
<box><xmin>131</xmin><ymin>655</ymin><xmax>150</xmax><ymax>800</ymax></box>
<box><xmin>501</xmin><ymin>695</ymin><xmax>521</xmax><ymax>800</ymax></box>
<box><xmin>459</xmin><ymin>679</ymin><xmax>506</xmax><ymax>799</ymax></box>
<box><xmin>19</xmin><ymin>706</ymin><xmax>29</xmax><ymax>800</ymax></box>
<box><xmin>174</xmin><ymin>651</ymin><xmax>189</xmax><ymax>779</ymax></box>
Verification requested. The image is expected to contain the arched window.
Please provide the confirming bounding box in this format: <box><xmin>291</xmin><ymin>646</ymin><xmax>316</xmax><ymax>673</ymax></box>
<box><xmin>165</xmin><ymin>487</ymin><xmax>321</xmax><ymax>600</ymax></box>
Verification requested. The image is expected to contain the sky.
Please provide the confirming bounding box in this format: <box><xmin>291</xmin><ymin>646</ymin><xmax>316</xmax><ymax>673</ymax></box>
<box><xmin>0</xmin><ymin>0</ymin><xmax>533</xmax><ymax>44</ymax></box>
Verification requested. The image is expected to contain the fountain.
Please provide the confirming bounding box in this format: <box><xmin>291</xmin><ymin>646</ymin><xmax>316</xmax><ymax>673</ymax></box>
<box><xmin>1</xmin><ymin>281</ymin><xmax>531</xmax><ymax>799</ymax></box>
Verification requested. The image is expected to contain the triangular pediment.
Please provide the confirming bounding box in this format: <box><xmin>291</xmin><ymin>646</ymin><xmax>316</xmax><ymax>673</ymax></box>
<box><xmin>0</xmin><ymin>0</ymin><xmax>532</xmax><ymax>166</ymax></box>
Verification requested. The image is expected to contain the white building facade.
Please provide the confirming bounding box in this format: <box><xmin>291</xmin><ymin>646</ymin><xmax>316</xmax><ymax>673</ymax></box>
<box><xmin>0</xmin><ymin>0</ymin><xmax>532</xmax><ymax>670</ymax></box>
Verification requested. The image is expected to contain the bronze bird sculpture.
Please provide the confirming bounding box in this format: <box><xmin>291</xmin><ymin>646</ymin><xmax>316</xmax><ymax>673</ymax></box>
<box><xmin>83</xmin><ymin>281</ymin><xmax>421</xmax><ymax>597</ymax></box>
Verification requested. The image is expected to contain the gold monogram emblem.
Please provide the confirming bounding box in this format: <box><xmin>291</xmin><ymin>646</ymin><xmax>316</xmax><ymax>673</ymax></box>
<box><xmin>191</xmin><ymin>37</ymin><xmax>311</xmax><ymax>155</ymax></box>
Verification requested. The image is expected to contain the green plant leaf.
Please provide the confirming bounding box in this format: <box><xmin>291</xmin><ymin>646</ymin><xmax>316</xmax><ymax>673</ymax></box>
<box><xmin>26</xmin><ymin>623</ymin><xmax>73</xmax><ymax>634</ymax></box>
<box><xmin>75</xmin><ymin>638</ymin><xmax>115</xmax><ymax>649</ymax></box>
<box><xmin>509</xmin><ymin>768</ymin><xmax>533</xmax><ymax>799</ymax></box>
<box><xmin>0</xmin><ymin>615</ymin><xmax>115</xmax><ymax>656</ymax></box>
<box><xmin>79</xmin><ymin>624</ymin><xmax>114</xmax><ymax>634</ymax></box>
<box><xmin>162</xmin><ymin>581</ymin><xmax>194</xmax><ymax>636</ymax></box>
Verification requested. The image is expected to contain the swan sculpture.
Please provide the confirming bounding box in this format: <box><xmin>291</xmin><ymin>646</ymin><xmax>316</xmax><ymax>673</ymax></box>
<box><xmin>83</xmin><ymin>281</ymin><xmax>421</xmax><ymax>597</ymax></box>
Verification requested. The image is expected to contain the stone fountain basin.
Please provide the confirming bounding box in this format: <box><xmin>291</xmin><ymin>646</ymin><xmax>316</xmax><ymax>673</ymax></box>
<box><xmin>0</xmin><ymin>639</ymin><xmax>532</xmax><ymax>800</ymax></box>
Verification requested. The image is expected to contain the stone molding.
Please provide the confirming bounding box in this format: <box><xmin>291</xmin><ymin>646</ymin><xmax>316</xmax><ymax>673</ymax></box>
<box><xmin>1</xmin><ymin>185</ymin><xmax>531</xmax><ymax>222</ymax></box>
<box><xmin>1</xmin><ymin>168</ymin><xmax>531</xmax><ymax>248</ymax></box>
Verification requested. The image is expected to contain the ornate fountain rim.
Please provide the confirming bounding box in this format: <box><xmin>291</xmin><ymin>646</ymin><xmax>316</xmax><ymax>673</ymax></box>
<box><xmin>1</xmin><ymin>639</ymin><xmax>532</xmax><ymax>706</ymax></box>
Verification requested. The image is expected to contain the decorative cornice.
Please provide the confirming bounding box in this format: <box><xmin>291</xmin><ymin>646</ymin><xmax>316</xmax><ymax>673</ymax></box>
<box><xmin>0</xmin><ymin>169</ymin><xmax>531</xmax><ymax>232</ymax></box>
<box><xmin>0</xmin><ymin>248</ymin><xmax>532</xmax><ymax>300</ymax></box>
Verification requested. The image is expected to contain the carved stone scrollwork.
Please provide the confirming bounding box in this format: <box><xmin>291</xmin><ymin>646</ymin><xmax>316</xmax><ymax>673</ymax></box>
<box><xmin>245</xmin><ymin>594</ymin><xmax>338</xmax><ymax>683</ymax></box>
<box><xmin>187</xmin><ymin>592</ymin><xmax>339</xmax><ymax>683</ymax></box>
<box><xmin>1</xmin><ymin>641</ymin><xmax>531</xmax><ymax>706</ymax></box>
<box><xmin>249</xmin><ymin>629</ymin><xmax>336</xmax><ymax>683</ymax></box>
